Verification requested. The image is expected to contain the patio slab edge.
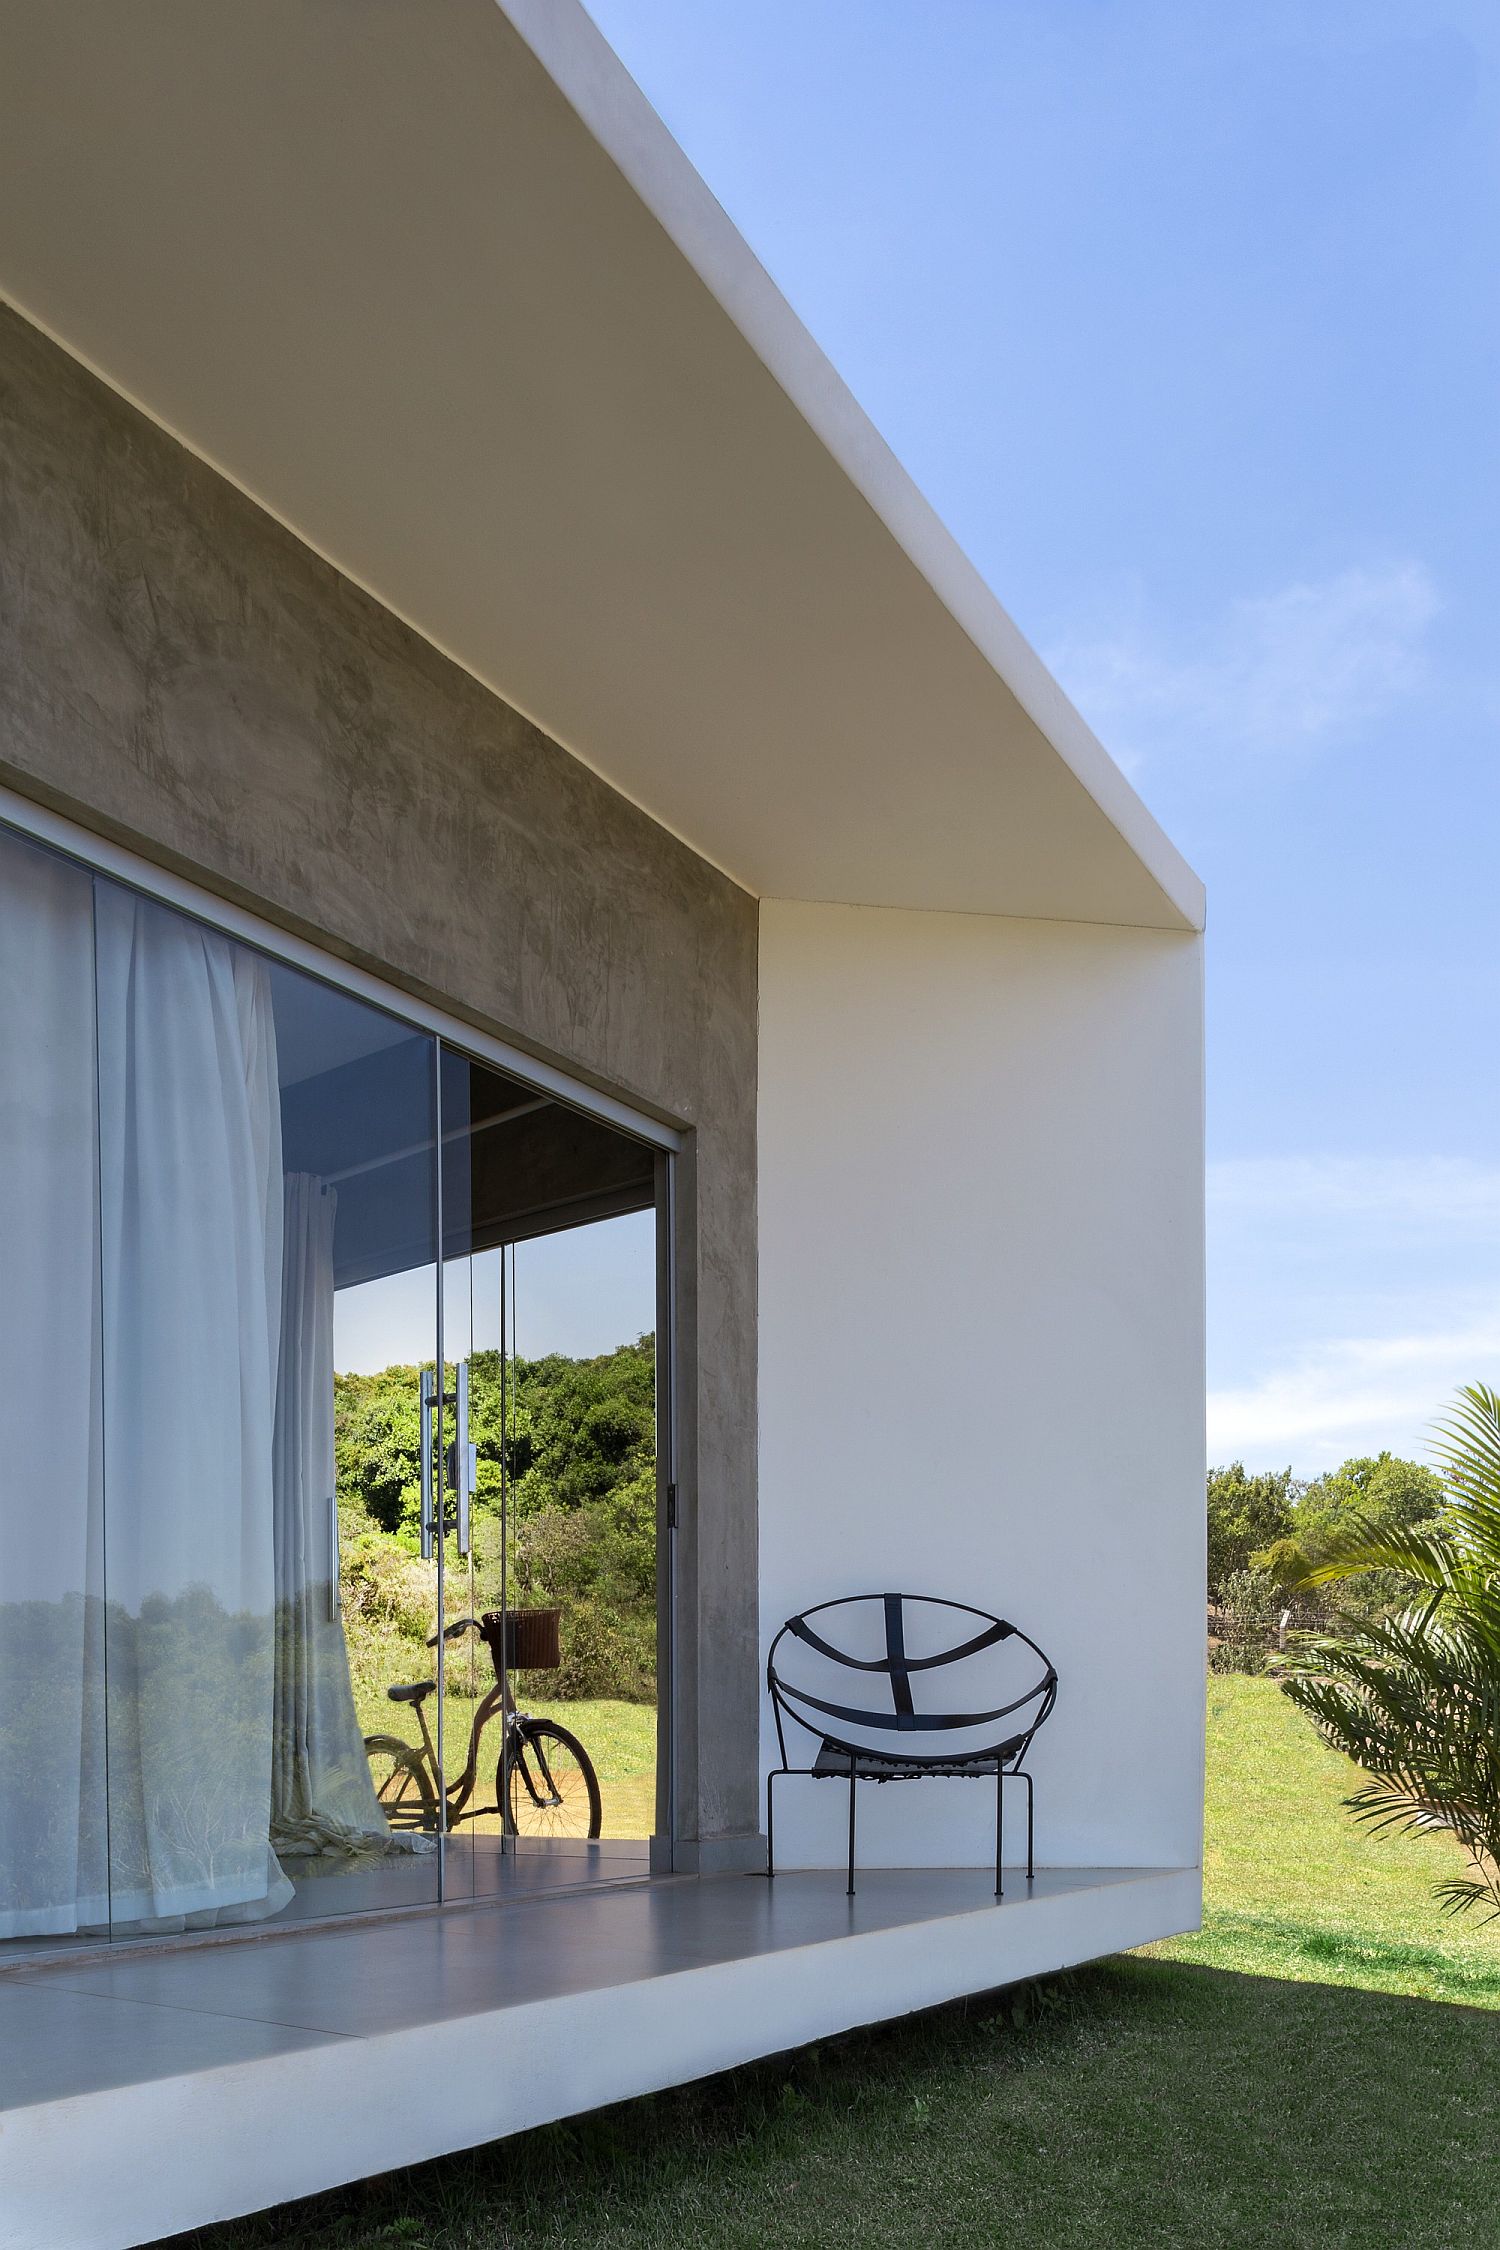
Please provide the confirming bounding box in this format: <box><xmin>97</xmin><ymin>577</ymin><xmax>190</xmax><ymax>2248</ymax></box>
<box><xmin>0</xmin><ymin>1866</ymin><xmax>1200</xmax><ymax>2250</ymax></box>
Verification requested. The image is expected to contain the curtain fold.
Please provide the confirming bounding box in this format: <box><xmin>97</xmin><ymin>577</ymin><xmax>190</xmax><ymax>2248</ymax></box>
<box><xmin>2</xmin><ymin>844</ymin><xmax>411</xmax><ymax>1944</ymax></box>
<box><xmin>94</xmin><ymin>885</ymin><xmax>292</xmax><ymax>1931</ymax></box>
<box><xmin>0</xmin><ymin>832</ymin><xmax>107</xmax><ymax>1939</ymax></box>
<box><xmin>271</xmin><ymin>1173</ymin><xmax>390</xmax><ymax>1855</ymax></box>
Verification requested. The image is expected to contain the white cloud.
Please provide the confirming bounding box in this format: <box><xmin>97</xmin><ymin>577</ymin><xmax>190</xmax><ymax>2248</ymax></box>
<box><xmin>1208</xmin><ymin>1321</ymin><xmax>1500</xmax><ymax>1474</ymax></box>
<box><xmin>1210</xmin><ymin>1154</ymin><xmax>1500</xmax><ymax>1237</ymax></box>
<box><xmin>1206</xmin><ymin>1154</ymin><xmax>1500</xmax><ymax>1475</ymax></box>
<box><xmin>1050</xmin><ymin>561</ymin><xmax>1438</xmax><ymax>772</ymax></box>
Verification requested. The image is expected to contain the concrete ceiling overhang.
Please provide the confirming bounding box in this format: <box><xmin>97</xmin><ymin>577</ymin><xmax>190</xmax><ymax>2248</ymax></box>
<box><xmin>0</xmin><ymin>0</ymin><xmax>1205</xmax><ymax>933</ymax></box>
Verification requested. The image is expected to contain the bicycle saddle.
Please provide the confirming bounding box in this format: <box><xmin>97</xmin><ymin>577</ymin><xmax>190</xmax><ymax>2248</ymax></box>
<box><xmin>387</xmin><ymin>1681</ymin><xmax>437</xmax><ymax>1704</ymax></box>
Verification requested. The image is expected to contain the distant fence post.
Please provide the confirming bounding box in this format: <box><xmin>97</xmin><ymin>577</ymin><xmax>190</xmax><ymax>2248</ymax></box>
<box><xmin>1207</xmin><ymin>1600</ymin><xmax>1334</xmax><ymax>1674</ymax></box>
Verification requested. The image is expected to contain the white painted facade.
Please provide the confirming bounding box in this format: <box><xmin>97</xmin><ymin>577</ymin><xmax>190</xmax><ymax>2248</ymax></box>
<box><xmin>759</xmin><ymin>902</ymin><xmax>1205</xmax><ymax>1876</ymax></box>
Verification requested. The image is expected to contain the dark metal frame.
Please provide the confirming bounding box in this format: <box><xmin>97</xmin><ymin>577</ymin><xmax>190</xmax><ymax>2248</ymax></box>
<box><xmin>371</xmin><ymin>1611</ymin><xmax>604</xmax><ymax>1835</ymax></box>
<box><xmin>765</xmin><ymin>1592</ymin><xmax>1058</xmax><ymax>1896</ymax></box>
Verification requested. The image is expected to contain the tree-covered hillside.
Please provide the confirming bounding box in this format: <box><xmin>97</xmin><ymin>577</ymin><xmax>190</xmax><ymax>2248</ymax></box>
<box><xmin>333</xmin><ymin>1336</ymin><xmax>656</xmax><ymax>1703</ymax></box>
<box><xmin>1205</xmin><ymin>1451</ymin><xmax>1444</xmax><ymax>1602</ymax></box>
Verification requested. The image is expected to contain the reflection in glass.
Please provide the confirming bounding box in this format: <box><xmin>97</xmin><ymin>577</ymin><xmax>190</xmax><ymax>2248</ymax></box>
<box><xmin>439</xmin><ymin>1047</ymin><xmax>526</xmax><ymax>1901</ymax></box>
<box><xmin>0</xmin><ymin>847</ymin><xmax>447</xmax><ymax>1944</ymax></box>
<box><xmin>89</xmin><ymin>892</ymin><xmax>444</xmax><ymax>1932</ymax></box>
<box><xmin>93</xmin><ymin>883</ymin><xmax>292</xmax><ymax>1929</ymax></box>
<box><xmin>504</xmin><ymin>1220</ymin><xmax>660</xmax><ymax>1859</ymax></box>
<box><xmin>0</xmin><ymin>812</ymin><xmax>663</xmax><ymax>1956</ymax></box>
<box><xmin>0</xmin><ymin>829</ymin><xmax>106</xmax><ymax>1945</ymax></box>
<box><xmin>433</xmin><ymin>1054</ymin><xmax>661</xmax><ymax>1892</ymax></box>
<box><xmin>269</xmin><ymin>956</ymin><xmax>441</xmax><ymax>1918</ymax></box>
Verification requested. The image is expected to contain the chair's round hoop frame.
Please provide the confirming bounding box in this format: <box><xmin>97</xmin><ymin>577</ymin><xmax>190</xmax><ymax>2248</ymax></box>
<box><xmin>763</xmin><ymin>1591</ymin><xmax>1059</xmax><ymax>1899</ymax></box>
<box><xmin>766</xmin><ymin>1591</ymin><xmax>1057</xmax><ymax>1770</ymax></box>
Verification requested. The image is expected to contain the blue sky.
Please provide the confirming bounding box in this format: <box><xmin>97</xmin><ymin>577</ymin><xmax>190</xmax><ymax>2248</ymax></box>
<box><xmin>335</xmin><ymin>1212</ymin><xmax>658</xmax><ymax>1372</ymax></box>
<box><xmin>583</xmin><ymin>0</ymin><xmax>1500</xmax><ymax>1477</ymax></box>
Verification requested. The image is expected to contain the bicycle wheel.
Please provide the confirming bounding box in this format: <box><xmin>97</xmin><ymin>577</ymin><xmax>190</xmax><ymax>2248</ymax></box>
<box><xmin>502</xmin><ymin>1720</ymin><xmax>603</xmax><ymax>1840</ymax></box>
<box><xmin>365</xmin><ymin>1733</ymin><xmax>439</xmax><ymax>1830</ymax></box>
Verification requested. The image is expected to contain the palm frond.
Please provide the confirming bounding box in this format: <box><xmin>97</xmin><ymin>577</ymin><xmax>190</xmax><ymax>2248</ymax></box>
<box><xmin>1294</xmin><ymin>1514</ymin><xmax>1458</xmax><ymax>1592</ymax></box>
<box><xmin>1434</xmin><ymin>1874</ymin><xmax>1500</xmax><ymax>1924</ymax></box>
<box><xmin>1428</xmin><ymin>1384</ymin><xmax>1500</xmax><ymax>1568</ymax></box>
<box><xmin>1280</xmin><ymin>1382</ymin><xmax>1500</xmax><ymax>1926</ymax></box>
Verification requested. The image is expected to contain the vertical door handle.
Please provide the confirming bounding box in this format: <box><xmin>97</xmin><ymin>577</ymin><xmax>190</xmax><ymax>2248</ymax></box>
<box><xmin>456</xmin><ymin>1358</ymin><xmax>473</xmax><ymax>1560</ymax></box>
<box><xmin>420</xmin><ymin>1367</ymin><xmax>436</xmax><ymax>1561</ymax></box>
<box><xmin>328</xmin><ymin>1492</ymin><xmax>342</xmax><ymax>1622</ymax></box>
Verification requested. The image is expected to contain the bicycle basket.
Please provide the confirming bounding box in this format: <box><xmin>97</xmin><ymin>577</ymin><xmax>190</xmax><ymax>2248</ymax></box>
<box><xmin>479</xmin><ymin>1607</ymin><xmax>562</xmax><ymax>1676</ymax></box>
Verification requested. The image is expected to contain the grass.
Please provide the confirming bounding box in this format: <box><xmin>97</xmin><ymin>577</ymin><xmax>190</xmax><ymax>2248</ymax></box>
<box><xmin>355</xmin><ymin>1681</ymin><xmax>657</xmax><ymax>1841</ymax></box>
<box><xmin>1150</xmin><ymin>1674</ymin><xmax>1500</xmax><ymax>2007</ymax></box>
<box><xmin>166</xmin><ymin>1676</ymin><xmax>1500</xmax><ymax>2250</ymax></box>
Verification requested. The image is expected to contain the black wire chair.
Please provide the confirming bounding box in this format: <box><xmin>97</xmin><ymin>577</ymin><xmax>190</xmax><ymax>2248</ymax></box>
<box><xmin>765</xmin><ymin>1592</ymin><xmax>1058</xmax><ymax>1896</ymax></box>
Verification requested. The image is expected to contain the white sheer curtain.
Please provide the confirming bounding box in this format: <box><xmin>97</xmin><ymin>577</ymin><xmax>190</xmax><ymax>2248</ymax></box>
<box><xmin>94</xmin><ymin>884</ymin><xmax>292</xmax><ymax>1930</ymax></box>
<box><xmin>0</xmin><ymin>831</ymin><xmax>107</xmax><ymax>1939</ymax></box>
<box><xmin>1</xmin><ymin>841</ymin><xmax>411</xmax><ymax>1943</ymax></box>
<box><xmin>272</xmin><ymin>1173</ymin><xmax>390</xmax><ymax>1854</ymax></box>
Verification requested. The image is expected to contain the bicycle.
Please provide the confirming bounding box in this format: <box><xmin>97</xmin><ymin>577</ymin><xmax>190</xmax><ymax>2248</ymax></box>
<box><xmin>364</xmin><ymin>1609</ymin><xmax>604</xmax><ymax>1841</ymax></box>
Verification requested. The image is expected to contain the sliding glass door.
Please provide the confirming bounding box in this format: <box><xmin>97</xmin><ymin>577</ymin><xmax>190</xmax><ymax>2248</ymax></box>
<box><xmin>0</xmin><ymin>813</ymin><xmax>666</xmax><ymax>1957</ymax></box>
<box><xmin>275</xmin><ymin>950</ymin><xmax>443</xmax><ymax>1921</ymax></box>
<box><xmin>499</xmin><ymin>1218</ymin><xmax>662</xmax><ymax>1875</ymax></box>
<box><xmin>434</xmin><ymin>1050</ymin><xmax>662</xmax><ymax>1895</ymax></box>
<box><xmin>0</xmin><ymin>829</ymin><xmax>108</xmax><ymax>1948</ymax></box>
<box><xmin>433</xmin><ymin>1045</ymin><xmax>510</xmax><ymax>1903</ymax></box>
<box><xmin>95</xmin><ymin>882</ymin><xmax>449</xmax><ymax>1932</ymax></box>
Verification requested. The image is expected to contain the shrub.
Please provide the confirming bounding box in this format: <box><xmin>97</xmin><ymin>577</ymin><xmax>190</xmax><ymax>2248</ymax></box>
<box><xmin>1209</xmin><ymin>1567</ymin><xmax>1282</xmax><ymax>1675</ymax></box>
<box><xmin>542</xmin><ymin>1597</ymin><xmax>655</xmax><ymax>1703</ymax></box>
<box><xmin>340</xmin><ymin>1531</ymin><xmax>434</xmax><ymax>1643</ymax></box>
<box><xmin>334</xmin><ymin>1339</ymin><xmax>660</xmax><ymax>1710</ymax></box>
<box><xmin>1207</xmin><ymin>1465</ymin><xmax>1297</xmax><ymax>1598</ymax></box>
<box><xmin>1283</xmin><ymin>1384</ymin><xmax>1500</xmax><ymax>1923</ymax></box>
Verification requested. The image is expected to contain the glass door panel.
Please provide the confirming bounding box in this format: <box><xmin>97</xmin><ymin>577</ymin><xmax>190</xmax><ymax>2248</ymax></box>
<box><xmin>435</xmin><ymin>1044</ymin><xmax>666</xmax><ymax>1897</ymax></box>
<box><xmin>91</xmin><ymin>892</ymin><xmax>443</xmax><ymax>1935</ymax></box>
<box><xmin>438</xmin><ymin>1046</ymin><xmax>534</xmax><ymax>1900</ymax></box>
<box><xmin>0</xmin><ymin>798</ymin><xmax>668</xmax><ymax>1958</ymax></box>
<box><xmin>281</xmin><ymin>966</ymin><xmax>443</xmax><ymax>1919</ymax></box>
<box><xmin>0</xmin><ymin>826</ymin><xmax>108</xmax><ymax>1956</ymax></box>
<box><xmin>503</xmin><ymin>1213</ymin><xmax>660</xmax><ymax>1883</ymax></box>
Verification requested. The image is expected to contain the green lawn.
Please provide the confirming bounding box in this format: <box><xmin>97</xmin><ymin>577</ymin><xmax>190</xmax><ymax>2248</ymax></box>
<box><xmin>170</xmin><ymin>1678</ymin><xmax>1500</xmax><ymax>2250</ymax></box>
<box><xmin>1151</xmin><ymin>1674</ymin><xmax>1500</xmax><ymax>2007</ymax></box>
<box><xmin>352</xmin><ymin>1686</ymin><xmax>656</xmax><ymax>1790</ymax></box>
<box><xmin>513</xmin><ymin>1697</ymin><xmax>656</xmax><ymax>1839</ymax></box>
<box><xmin>354</xmin><ymin>1686</ymin><xmax>658</xmax><ymax>1840</ymax></box>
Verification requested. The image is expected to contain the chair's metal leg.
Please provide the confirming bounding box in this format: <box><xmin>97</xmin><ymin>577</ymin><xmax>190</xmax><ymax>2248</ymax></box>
<box><xmin>1024</xmin><ymin>1771</ymin><xmax>1034</xmax><ymax>1882</ymax></box>
<box><xmin>995</xmin><ymin>1767</ymin><xmax>1004</xmax><ymax>1897</ymax></box>
<box><xmin>847</xmin><ymin>1754</ymin><xmax>857</xmax><ymax>1897</ymax></box>
<box><xmin>766</xmin><ymin>1770</ymin><xmax>776</xmax><ymax>1880</ymax></box>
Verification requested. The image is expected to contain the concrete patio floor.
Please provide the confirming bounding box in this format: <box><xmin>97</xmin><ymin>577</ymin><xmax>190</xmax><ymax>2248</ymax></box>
<box><xmin>1</xmin><ymin>1862</ymin><xmax>1198</xmax><ymax>2250</ymax></box>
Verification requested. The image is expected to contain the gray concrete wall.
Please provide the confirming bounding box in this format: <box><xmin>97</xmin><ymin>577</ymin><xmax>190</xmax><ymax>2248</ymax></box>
<box><xmin>0</xmin><ymin>300</ymin><xmax>759</xmax><ymax>1862</ymax></box>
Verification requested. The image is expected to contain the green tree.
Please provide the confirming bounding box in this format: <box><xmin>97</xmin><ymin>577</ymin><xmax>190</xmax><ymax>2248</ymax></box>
<box><xmin>1283</xmin><ymin>1385</ymin><xmax>1500</xmax><ymax>1923</ymax></box>
<box><xmin>332</xmin><ymin>1335</ymin><xmax>658</xmax><ymax>1701</ymax></box>
<box><xmin>1299</xmin><ymin>1452</ymin><xmax>1445</xmax><ymax>1544</ymax></box>
<box><xmin>334</xmin><ymin>1363</ymin><xmax>425</xmax><ymax>1537</ymax></box>
<box><xmin>1206</xmin><ymin>1463</ymin><xmax>1297</xmax><ymax>1598</ymax></box>
<box><xmin>1256</xmin><ymin>1452</ymin><xmax>1444</xmax><ymax>1597</ymax></box>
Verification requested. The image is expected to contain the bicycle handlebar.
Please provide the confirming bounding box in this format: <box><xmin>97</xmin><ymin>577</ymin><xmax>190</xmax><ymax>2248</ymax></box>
<box><xmin>425</xmin><ymin>1615</ymin><xmax>481</xmax><ymax>1647</ymax></box>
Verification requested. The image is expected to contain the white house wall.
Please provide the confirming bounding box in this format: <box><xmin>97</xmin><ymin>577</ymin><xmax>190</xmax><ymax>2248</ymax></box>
<box><xmin>758</xmin><ymin>900</ymin><xmax>1206</xmax><ymax>1875</ymax></box>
